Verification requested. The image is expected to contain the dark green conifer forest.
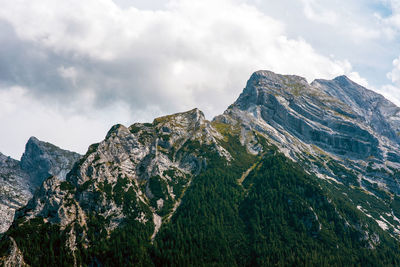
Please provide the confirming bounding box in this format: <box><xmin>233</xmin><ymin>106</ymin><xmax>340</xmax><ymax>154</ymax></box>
<box><xmin>2</xmin><ymin>132</ymin><xmax>400</xmax><ymax>266</ymax></box>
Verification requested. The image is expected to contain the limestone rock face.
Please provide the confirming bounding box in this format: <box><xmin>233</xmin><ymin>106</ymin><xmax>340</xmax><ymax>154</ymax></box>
<box><xmin>0</xmin><ymin>153</ymin><xmax>30</xmax><ymax>233</ymax></box>
<box><xmin>214</xmin><ymin>70</ymin><xmax>400</xmax><ymax>237</ymax></box>
<box><xmin>4</xmin><ymin>70</ymin><xmax>400</xmax><ymax>263</ymax></box>
<box><xmin>21</xmin><ymin>137</ymin><xmax>81</xmax><ymax>185</ymax></box>
<box><xmin>313</xmin><ymin>76</ymin><xmax>400</xmax><ymax>144</ymax></box>
<box><xmin>0</xmin><ymin>138</ymin><xmax>80</xmax><ymax>233</ymax></box>
<box><xmin>217</xmin><ymin>70</ymin><xmax>400</xmax><ymax>162</ymax></box>
<box><xmin>13</xmin><ymin>108</ymin><xmax>230</xmax><ymax>251</ymax></box>
<box><xmin>225</xmin><ymin>70</ymin><xmax>386</xmax><ymax>160</ymax></box>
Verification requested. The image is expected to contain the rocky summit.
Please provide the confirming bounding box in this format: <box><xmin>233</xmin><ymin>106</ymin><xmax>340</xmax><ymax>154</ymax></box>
<box><xmin>2</xmin><ymin>71</ymin><xmax>400</xmax><ymax>266</ymax></box>
<box><xmin>0</xmin><ymin>137</ymin><xmax>81</xmax><ymax>234</ymax></box>
<box><xmin>21</xmin><ymin>137</ymin><xmax>81</xmax><ymax>185</ymax></box>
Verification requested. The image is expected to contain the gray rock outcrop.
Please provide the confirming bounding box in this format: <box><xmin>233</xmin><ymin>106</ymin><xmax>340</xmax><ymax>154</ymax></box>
<box><xmin>4</xmin><ymin>70</ymin><xmax>400</xmax><ymax>261</ymax></box>
<box><xmin>0</xmin><ymin>137</ymin><xmax>81</xmax><ymax>233</ymax></box>
<box><xmin>21</xmin><ymin>137</ymin><xmax>81</xmax><ymax>185</ymax></box>
<box><xmin>14</xmin><ymin>108</ymin><xmax>230</xmax><ymax>253</ymax></box>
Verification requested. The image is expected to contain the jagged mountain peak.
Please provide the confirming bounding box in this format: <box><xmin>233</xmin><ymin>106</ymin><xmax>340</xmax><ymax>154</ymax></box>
<box><xmin>26</xmin><ymin>136</ymin><xmax>40</xmax><ymax>144</ymax></box>
<box><xmin>23</xmin><ymin>136</ymin><xmax>79</xmax><ymax>160</ymax></box>
<box><xmin>104</xmin><ymin>109</ymin><xmax>207</xmax><ymax>143</ymax></box>
<box><xmin>152</xmin><ymin>108</ymin><xmax>206</xmax><ymax>132</ymax></box>
<box><xmin>333</xmin><ymin>74</ymin><xmax>352</xmax><ymax>82</ymax></box>
<box><xmin>221</xmin><ymin>70</ymin><xmax>400</xmax><ymax>167</ymax></box>
<box><xmin>20</xmin><ymin>136</ymin><xmax>81</xmax><ymax>185</ymax></box>
<box><xmin>312</xmin><ymin>75</ymin><xmax>380</xmax><ymax>104</ymax></box>
<box><xmin>4</xmin><ymin>70</ymin><xmax>400</xmax><ymax>266</ymax></box>
<box><xmin>235</xmin><ymin>70</ymin><xmax>329</xmax><ymax>112</ymax></box>
<box><xmin>15</xmin><ymin>107</ymin><xmax>234</xmax><ymax>250</ymax></box>
<box><xmin>0</xmin><ymin>137</ymin><xmax>81</xmax><ymax>234</ymax></box>
<box><xmin>71</xmin><ymin>107</ymin><xmax>227</xmax><ymax>187</ymax></box>
<box><xmin>105</xmin><ymin>124</ymin><xmax>130</xmax><ymax>140</ymax></box>
<box><xmin>249</xmin><ymin>70</ymin><xmax>309</xmax><ymax>85</ymax></box>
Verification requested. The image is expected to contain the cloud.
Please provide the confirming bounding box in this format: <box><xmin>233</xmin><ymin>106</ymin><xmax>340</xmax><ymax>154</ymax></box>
<box><xmin>0</xmin><ymin>85</ymin><xmax>147</xmax><ymax>159</ymax></box>
<box><xmin>301</xmin><ymin>0</ymin><xmax>338</xmax><ymax>25</ymax></box>
<box><xmin>371</xmin><ymin>1</ymin><xmax>400</xmax><ymax>107</ymax></box>
<box><xmin>373</xmin><ymin>0</ymin><xmax>400</xmax><ymax>39</ymax></box>
<box><xmin>387</xmin><ymin>56</ymin><xmax>400</xmax><ymax>84</ymax></box>
<box><xmin>378</xmin><ymin>84</ymin><xmax>400</xmax><ymax>107</ymax></box>
<box><xmin>377</xmin><ymin>56</ymin><xmax>400</xmax><ymax>106</ymax></box>
<box><xmin>0</xmin><ymin>0</ymin><xmax>370</xmax><ymax>157</ymax></box>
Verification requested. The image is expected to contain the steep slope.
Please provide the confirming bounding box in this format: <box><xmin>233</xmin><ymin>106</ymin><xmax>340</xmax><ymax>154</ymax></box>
<box><xmin>21</xmin><ymin>137</ymin><xmax>81</xmax><ymax>185</ymax></box>
<box><xmin>154</xmin><ymin>151</ymin><xmax>400</xmax><ymax>266</ymax></box>
<box><xmin>0</xmin><ymin>153</ymin><xmax>30</xmax><ymax>234</ymax></box>
<box><xmin>214</xmin><ymin>70</ymin><xmax>400</xmax><ymax>238</ymax></box>
<box><xmin>0</xmin><ymin>137</ymin><xmax>81</xmax><ymax>234</ymax></box>
<box><xmin>2</xmin><ymin>109</ymin><xmax>232</xmax><ymax>266</ymax></box>
<box><xmin>2</xmin><ymin>71</ymin><xmax>400</xmax><ymax>266</ymax></box>
<box><xmin>313</xmin><ymin>75</ymin><xmax>400</xmax><ymax>144</ymax></box>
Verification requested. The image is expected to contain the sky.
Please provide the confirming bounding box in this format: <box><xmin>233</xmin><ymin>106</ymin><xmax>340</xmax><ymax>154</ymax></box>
<box><xmin>0</xmin><ymin>0</ymin><xmax>400</xmax><ymax>159</ymax></box>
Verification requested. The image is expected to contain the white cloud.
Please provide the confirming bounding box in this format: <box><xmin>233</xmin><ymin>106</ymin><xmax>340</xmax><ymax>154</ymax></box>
<box><xmin>58</xmin><ymin>66</ymin><xmax>78</xmax><ymax>87</ymax></box>
<box><xmin>378</xmin><ymin>56</ymin><xmax>400</xmax><ymax>106</ymax></box>
<box><xmin>298</xmin><ymin>0</ymin><xmax>383</xmax><ymax>42</ymax></box>
<box><xmin>0</xmin><ymin>85</ymin><xmax>154</xmax><ymax>159</ymax></box>
<box><xmin>387</xmin><ymin>56</ymin><xmax>400</xmax><ymax>84</ymax></box>
<box><xmin>378</xmin><ymin>84</ymin><xmax>400</xmax><ymax>106</ymax></box>
<box><xmin>349</xmin><ymin>73</ymin><xmax>369</xmax><ymax>88</ymax></box>
<box><xmin>301</xmin><ymin>0</ymin><xmax>338</xmax><ymax>25</ymax></box>
<box><xmin>371</xmin><ymin>1</ymin><xmax>400</xmax><ymax>107</ymax></box>
<box><xmin>0</xmin><ymin>0</ymin><xmax>370</xmax><ymax>158</ymax></box>
<box><xmin>374</xmin><ymin>0</ymin><xmax>400</xmax><ymax>38</ymax></box>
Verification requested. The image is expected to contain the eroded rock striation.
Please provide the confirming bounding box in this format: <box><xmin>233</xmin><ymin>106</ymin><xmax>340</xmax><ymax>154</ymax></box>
<box><xmin>3</xmin><ymin>71</ymin><xmax>400</xmax><ymax>265</ymax></box>
<box><xmin>215</xmin><ymin>70</ymin><xmax>400</xmax><ymax>237</ymax></box>
<box><xmin>13</xmin><ymin>108</ymin><xmax>230</xmax><ymax>258</ymax></box>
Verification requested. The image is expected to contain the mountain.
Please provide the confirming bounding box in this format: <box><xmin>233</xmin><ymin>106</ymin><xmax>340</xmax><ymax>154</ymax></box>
<box><xmin>21</xmin><ymin>137</ymin><xmax>81</xmax><ymax>185</ymax></box>
<box><xmin>0</xmin><ymin>137</ymin><xmax>81</xmax><ymax>234</ymax></box>
<box><xmin>0</xmin><ymin>153</ymin><xmax>30</xmax><ymax>234</ymax></box>
<box><xmin>2</xmin><ymin>71</ymin><xmax>400</xmax><ymax>266</ymax></box>
<box><xmin>217</xmin><ymin>70</ymin><xmax>400</xmax><ymax>233</ymax></box>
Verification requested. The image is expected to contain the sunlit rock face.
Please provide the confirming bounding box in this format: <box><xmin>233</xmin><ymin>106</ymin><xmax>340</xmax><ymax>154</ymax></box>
<box><xmin>3</xmin><ymin>70</ymin><xmax>400</xmax><ymax>265</ymax></box>
<box><xmin>13</xmin><ymin>108</ymin><xmax>231</xmax><ymax>253</ymax></box>
<box><xmin>215</xmin><ymin>70</ymin><xmax>400</xmax><ymax>194</ymax></box>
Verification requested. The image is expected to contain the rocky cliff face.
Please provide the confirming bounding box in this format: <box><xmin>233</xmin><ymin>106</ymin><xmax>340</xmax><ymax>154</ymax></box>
<box><xmin>0</xmin><ymin>153</ymin><xmax>30</xmax><ymax>234</ymax></box>
<box><xmin>3</xmin><ymin>71</ymin><xmax>400</xmax><ymax>266</ymax></box>
<box><xmin>0</xmin><ymin>137</ymin><xmax>81</xmax><ymax>234</ymax></box>
<box><xmin>220</xmin><ymin>70</ymin><xmax>392</xmax><ymax>161</ymax></box>
<box><xmin>13</xmin><ymin>108</ymin><xmax>230</xmax><ymax>257</ymax></box>
<box><xmin>21</xmin><ymin>137</ymin><xmax>81</xmax><ymax>185</ymax></box>
<box><xmin>313</xmin><ymin>76</ymin><xmax>400</xmax><ymax>143</ymax></box>
<box><xmin>215</xmin><ymin>70</ymin><xmax>400</xmax><ymax>237</ymax></box>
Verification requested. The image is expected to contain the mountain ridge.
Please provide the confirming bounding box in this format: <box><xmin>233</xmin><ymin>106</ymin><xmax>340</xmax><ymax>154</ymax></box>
<box><xmin>2</xmin><ymin>70</ymin><xmax>400</xmax><ymax>266</ymax></box>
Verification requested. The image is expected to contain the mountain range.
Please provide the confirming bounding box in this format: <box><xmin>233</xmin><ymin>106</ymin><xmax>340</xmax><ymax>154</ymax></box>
<box><xmin>1</xmin><ymin>70</ymin><xmax>400</xmax><ymax>266</ymax></box>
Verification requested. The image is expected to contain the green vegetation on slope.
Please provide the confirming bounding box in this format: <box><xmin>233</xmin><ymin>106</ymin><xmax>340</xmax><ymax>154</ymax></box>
<box><xmin>1</xmin><ymin>131</ymin><xmax>400</xmax><ymax>266</ymax></box>
<box><xmin>153</xmin><ymin>148</ymin><xmax>400</xmax><ymax>266</ymax></box>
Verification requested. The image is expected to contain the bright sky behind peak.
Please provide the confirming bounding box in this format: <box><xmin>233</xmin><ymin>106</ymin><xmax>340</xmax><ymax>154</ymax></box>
<box><xmin>0</xmin><ymin>0</ymin><xmax>400</xmax><ymax>159</ymax></box>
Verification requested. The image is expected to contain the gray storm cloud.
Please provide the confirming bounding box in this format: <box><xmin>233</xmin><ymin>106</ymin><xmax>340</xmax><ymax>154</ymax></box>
<box><xmin>0</xmin><ymin>0</ymin><xmax>399</xmax><ymax>158</ymax></box>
